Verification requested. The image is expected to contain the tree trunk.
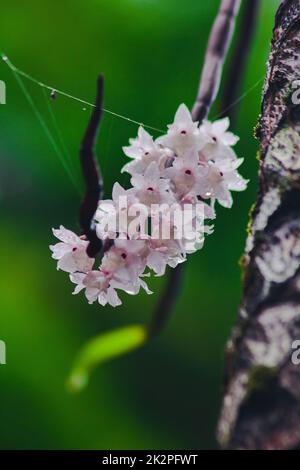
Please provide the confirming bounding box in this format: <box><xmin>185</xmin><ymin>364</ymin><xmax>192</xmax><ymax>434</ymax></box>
<box><xmin>217</xmin><ymin>0</ymin><xmax>300</xmax><ymax>450</ymax></box>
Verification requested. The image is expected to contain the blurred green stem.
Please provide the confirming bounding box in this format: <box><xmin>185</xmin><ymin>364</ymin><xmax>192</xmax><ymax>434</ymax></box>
<box><xmin>220</xmin><ymin>0</ymin><xmax>260</xmax><ymax>124</ymax></box>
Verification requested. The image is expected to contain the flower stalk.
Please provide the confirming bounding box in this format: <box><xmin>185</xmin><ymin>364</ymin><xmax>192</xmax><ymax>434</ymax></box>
<box><xmin>79</xmin><ymin>75</ymin><xmax>104</xmax><ymax>258</ymax></box>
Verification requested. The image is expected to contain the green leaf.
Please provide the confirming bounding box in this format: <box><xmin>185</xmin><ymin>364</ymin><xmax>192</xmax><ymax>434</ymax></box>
<box><xmin>67</xmin><ymin>324</ymin><xmax>148</xmax><ymax>392</ymax></box>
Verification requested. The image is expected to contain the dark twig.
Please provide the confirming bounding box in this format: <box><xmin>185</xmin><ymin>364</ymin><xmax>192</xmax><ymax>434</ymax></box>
<box><xmin>219</xmin><ymin>0</ymin><xmax>260</xmax><ymax>124</ymax></box>
<box><xmin>192</xmin><ymin>0</ymin><xmax>241</xmax><ymax>123</ymax></box>
<box><xmin>148</xmin><ymin>264</ymin><xmax>185</xmax><ymax>338</ymax></box>
<box><xmin>79</xmin><ymin>75</ymin><xmax>104</xmax><ymax>258</ymax></box>
<box><xmin>150</xmin><ymin>0</ymin><xmax>241</xmax><ymax>338</ymax></box>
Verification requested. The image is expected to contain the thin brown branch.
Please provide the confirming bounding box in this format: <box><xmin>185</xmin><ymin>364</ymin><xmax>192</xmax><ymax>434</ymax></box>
<box><xmin>79</xmin><ymin>75</ymin><xmax>104</xmax><ymax>258</ymax></box>
<box><xmin>219</xmin><ymin>0</ymin><xmax>260</xmax><ymax>124</ymax></box>
<box><xmin>150</xmin><ymin>0</ymin><xmax>241</xmax><ymax>338</ymax></box>
<box><xmin>148</xmin><ymin>264</ymin><xmax>185</xmax><ymax>338</ymax></box>
<box><xmin>217</xmin><ymin>0</ymin><xmax>300</xmax><ymax>450</ymax></box>
<box><xmin>192</xmin><ymin>0</ymin><xmax>241</xmax><ymax>123</ymax></box>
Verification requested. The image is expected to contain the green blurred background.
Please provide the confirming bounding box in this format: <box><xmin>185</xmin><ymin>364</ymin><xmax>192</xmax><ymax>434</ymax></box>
<box><xmin>0</xmin><ymin>0</ymin><xmax>278</xmax><ymax>450</ymax></box>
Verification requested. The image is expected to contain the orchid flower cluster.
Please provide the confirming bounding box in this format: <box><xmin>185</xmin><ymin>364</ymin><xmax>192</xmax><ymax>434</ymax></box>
<box><xmin>50</xmin><ymin>104</ymin><xmax>247</xmax><ymax>307</ymax></box>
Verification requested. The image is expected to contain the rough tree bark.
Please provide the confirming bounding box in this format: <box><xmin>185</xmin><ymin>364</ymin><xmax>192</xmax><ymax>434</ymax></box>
<box><xmin>217</xmin><ymin>0</ymin><xmax>300</xmax><ymax>450</ymax></box>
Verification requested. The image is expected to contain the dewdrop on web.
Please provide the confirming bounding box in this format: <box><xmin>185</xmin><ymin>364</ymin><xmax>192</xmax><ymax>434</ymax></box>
<box><xmin>50</xmin><ymin>104</ymin><xmax>248</xmax><ymax>307</ymax></box>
